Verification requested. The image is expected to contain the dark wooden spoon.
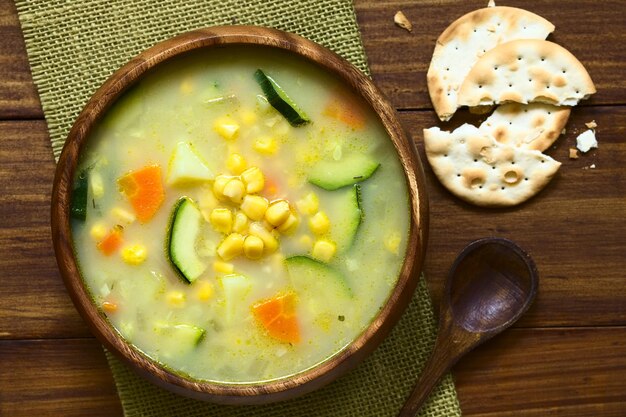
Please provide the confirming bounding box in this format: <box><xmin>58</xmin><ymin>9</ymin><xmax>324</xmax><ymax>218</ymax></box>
<box><xmin>398</xmin><ymin>237</ymin><xmax>538</xmax><ymax>416</ymax></box>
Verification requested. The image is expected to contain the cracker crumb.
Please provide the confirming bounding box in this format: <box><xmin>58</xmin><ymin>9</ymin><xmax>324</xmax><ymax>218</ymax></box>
<box><xmin>590</xmin><ymin>164</ymin><xmax>596</xmax><ymax>169</ymax></box>
<box><xmin>569</xmin><ymin>148</ymin><xmax>579</xmax><ymax>159</ymax></box>
<box><xmin>561</xmin><ymin>128</ymin><xmax>567</xmax><ymax>135</ymax></box>
<box><xmin>576</xmin><ymin>129</ymin><xmax>598</xmax><ymax>153</ymax></box>
<box><xmin>585</xmin><ymin>120</ymin><xmax>597</xmax><ymax>129</ymax></box>
<box><xmin>488</xmin><ymin>0</ymin><xmax>496</xmax><ymax>7</ymax></box>
<box><xmin>394</xmin><ymin>11</ymin><xmax>412</xmax><ymax>32</ymax></box>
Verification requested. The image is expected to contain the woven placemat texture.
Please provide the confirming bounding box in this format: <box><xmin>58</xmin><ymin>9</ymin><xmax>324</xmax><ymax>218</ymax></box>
<box><xmin>15</xmin><ymin>0</ymin><xmax>462</xmax><ymax>416</ymax></box>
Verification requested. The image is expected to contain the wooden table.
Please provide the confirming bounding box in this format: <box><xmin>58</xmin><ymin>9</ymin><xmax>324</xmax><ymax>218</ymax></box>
<box><xmin>1</xmin><ymin>0</ymin><xmax>625</xmax><ymax>415</ymax></box>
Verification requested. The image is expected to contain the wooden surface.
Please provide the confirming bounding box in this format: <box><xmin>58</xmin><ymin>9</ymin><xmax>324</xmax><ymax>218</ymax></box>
<box><xmin>1</xmin><ymin>0</ymin><xmax>624</xmax><ymax>415</ymax></box>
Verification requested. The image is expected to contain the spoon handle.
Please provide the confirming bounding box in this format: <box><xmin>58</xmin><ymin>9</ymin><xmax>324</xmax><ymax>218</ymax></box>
<box><xmin>397</xmin><ymin>315</ymin><xmax>474</xmax><ymax>417</ymax></box>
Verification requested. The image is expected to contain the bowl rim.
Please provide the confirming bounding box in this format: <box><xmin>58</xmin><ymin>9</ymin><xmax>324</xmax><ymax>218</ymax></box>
<box><xmin>51</xmin><ymin>25</ymin><xmax>429</xmax><ymax>404</ymax></box>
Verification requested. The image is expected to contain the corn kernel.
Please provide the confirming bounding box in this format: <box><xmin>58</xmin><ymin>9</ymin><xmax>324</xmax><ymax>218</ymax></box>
<box><xmin>384</xmin><ymin>231</ymin><xmax>402</xmax><ymax>255</ymax></box>
<box><xmin>296</xmin><ymin>192</ymin><xmax>319</xmax><ymax>215</ymax></box>
<box><xmin>217</xmin><ymin>233</ymin><xmax>244</xmax><ymax>261</ymax></box>
<box><xmin>312</xmin><ymin>239</ymin><xmax>336</xmax><ymax>262</ymax></box>
<box><xmin>265</xmin><ymin>200</ymin><xmax>291</xmax><ymax>227</ymax></box>
<box><xmin>213</xmin><ymin>175</ymin><xmax>233</xmax><ymax>200</ymax></box>
<box><xmin>309</xmin><ymin>211</ymin><xmax>330</xmax><ymax>235</ymax></box>
<box><xmin>121</xmin><ymin>244</ymin><xmax>147</xmax><ymax>265</ymax></box>
<box><xmin>90</xmin><ymin>222</ymin><xmax>108</xmax><ymax>241</ymax></box>
<box><xmin>102</xmin><ymin>300</ymin><xmax>118</xmax><ymax>314</ymax></box>
<box><xmin>180</xmin><ymin>79</ymin><xmax>194</xmax><ymax>95</ymax></box>
<box><xmin>209</xmin><ymin>208</ymin><xmax>233</xmax><ymax>234</ymax></box>
<box><xmin>223</xmin><ymin>178</ymin><xmax>246</xmax><ymax>204</ymax></box>
<box><xmin>166</xmin><ymin>291</ymin><xmax>186</xmax><ymax>308</ymax></box>
<box><xmin>240</xmin><ymin>109</ymin><xmax>257</xmax><ymax>125</ymax></box>
<box><xmin>298</xmin><ymin>234</ymin><xmax>313</xmax><ymax>251</ymax></box>
<box><xmin>111</xmin><ymin>207</ymin><xmax>136</xmax><ymax>224</ymax></box>
<box><xmin>249</xmin><ymin>222</ymin><xmax>279</xmax><ymax>253</ymax></box>
<box><xmin>226</xmin><ymin>153</ymin><xmax>247</xmax><ymax>175</ymax></box>
<box><xmin>240</xmin><ymin>166</ymin><xmax>265</xmax><ymax>193</ymax></box>
<box><xmin>213</xmin><ymin>117</ymin><xmax>240</xmax><ymax>140</ymax></box>
<box><xmin>277</xmin><ymin>212</ymin><xmax>299</xmax><ymax>234</ymax></box>
<box><xmin>240</xmin><ymin>195</ymin><xmax>269</xmax><ymax>220</ymax></box>
<box><xmin>253</xmin><ymin>136</ymin><xmax>278</xmax><ymax>155</ymax></box>
<box><xmin>196</xmin><ymin>281</ymin><xmax>214</xmax><ymax>301</ymax></box>
<box><xmin>243</xmin><ymin>235</ymin><xmax>265</xmax><ymax>260</ymax></box>
<box><xmin>90</xmin><ymin>172</ymin><xmax>104</xmax><ymax>199</ymax></box>
<box><xmin>213</xmin><ymin>260</ymin><xmax>234</xmax><ymax>274</ymax></box>
<box><xmin>232</xmin><ymin>211</ymin><xmax>249</xmax><ymax>234</ymax></box>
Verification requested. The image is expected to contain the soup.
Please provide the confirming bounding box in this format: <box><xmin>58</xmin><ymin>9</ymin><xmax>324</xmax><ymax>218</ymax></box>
<box><xmin>71</xmin><ymin>46</ymin><xmax>410</xmax><ymax>383</ymax></box>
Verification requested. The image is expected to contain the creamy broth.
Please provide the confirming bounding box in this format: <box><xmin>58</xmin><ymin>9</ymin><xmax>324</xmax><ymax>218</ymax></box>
<box><xmin>71</xmin><ymin>46</ymin><xmax>409</xmax><ymax>383</ymax></box>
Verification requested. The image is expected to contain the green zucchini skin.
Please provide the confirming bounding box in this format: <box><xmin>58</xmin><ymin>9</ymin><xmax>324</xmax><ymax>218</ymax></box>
<box><xmin>285</xmin><ymin>255</ymin><xmax>352</xmax><ymax>299</ymax></box>
<box><xmin>165</xmin><ymin>197</ymin><xmax>206</xmax><ymax>284</ymax></box>
<box><xmin>71</xmin><ymin>169</ymin><xmax>89</xmax><ymax>221</ymax></box>
<box><xmin>254</xmin><ymin>69</ymin><xmax>310</xmax><ymax>127</ymax></box>
<box><xmin>307</xmin><ymin>153</ymin><xmax>380</xmax><ymax>191</ymax></box>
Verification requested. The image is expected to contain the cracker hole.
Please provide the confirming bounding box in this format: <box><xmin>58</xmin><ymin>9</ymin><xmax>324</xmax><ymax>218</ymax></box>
<box><xmin>473</xmin><ymin>159</ymin><xmax>478</xmax><ymax>162</ymax></box>
<box><xmin>491</xmin><ymin>166</ymin><xmax>496</xmax><ymax>170</ymax></box>
<box><xmin>443</xmin><ymin>154</ymin><xmax>448</xmax><ymax>157</ymax></box>
<box><xmin>474</xmin><ymin>29</ymin><xmax>477</xmax><ymax>33</ymax></box>
<box><xmin>511</xmin><ymin>161</ymin><xmax>516</xmax><ymax>165</ymax></box>
<box><xmin>562</xmin><ymin>69</ymin><xmax>567</xmax><ymax>73</ymax></box>
<box><xmin>528</xmin><ymin>79</ymin><xmax>532</xmax><ymax>82</ymax></box>
<box><xmin>508</xmin><ymin>83</ymin><xmax>513</xmax><ymax>87</ymax></box>
<box><xmin>524</xmin><ymin>178</ymin><xmax>529</xmax><ymax>181</ymax></box>
<box><xmin>509</xmin><ymin>121</ymin><xmax>513</xmax><ymax>125</ymax></box>
<box><xmin>478</xmin><ymin>85</ymin><xmax>483</xmax><ymax>89</ymax></box>
<box><xmin>524</xmin><ymin>109</ymin><xmax>528</xmax><ymax>112</ymax></box>
<box><xmin>457</xmin><ymin>174</ymin><xmax>461</xmax><ymax>177</ymax></box>
<box><xmin>541</xmin><ymin>57</ymin><xmax>546</xmax><ymax>61</ymax></box>
<box><xmin>494</xmin><ymin>66</ymin><xmax>499</xmax><ymax>70</ymax></box>
<box><xmin>576</xmin><ymin>90</ymin><xmax>580</xmax><ymax>94</ymax></box>
<box><xmin>501</xmin><ymin>186</ymin><xmax>506</xmax><ymax>190</ymax></box>
<box><xmin>546</xmin><ymin>85</ymin><xmax>551</xmax><ymax>89</ymax></box>
<box><xmin>518</xmin><ymin>56</ymin><xmax>522</xmax><ymax>61</ymax></box>
<box><xmin>547</xmin><ymin>111</ymin><xmax>551</xmax><ymax>115</ymax></box>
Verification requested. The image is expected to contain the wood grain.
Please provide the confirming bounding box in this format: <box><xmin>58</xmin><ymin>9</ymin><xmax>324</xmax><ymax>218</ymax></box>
<box><xmin>0</xmin><ymin>0</ymin><xmax>41</xmax><ymax>118</ymax></box>
<box><xmin>0</xmin><ymin>339</ymin><xmax>122</xmax><ymax>417</ymax></box>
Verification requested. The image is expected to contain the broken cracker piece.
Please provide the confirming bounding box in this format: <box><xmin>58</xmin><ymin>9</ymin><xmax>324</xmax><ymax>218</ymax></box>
<box><xmin>423</xmin><ymin>124</ymin><xmax>561</xmax><ymax>207</ymax></box>
<box><xmin>394</xmin><ymin>11</ymin><xmax>412</xmax><ymax>32</ymax></box>
<box><xmin>585</xmin><ymin>120</ymin><xmax>597</xmax><ymax>129</ymax></box>
<box><xmin>576</xmin><ymin>129</ymin><xmax>598</xmax><ymax>153</ymax></box>
<box><xmin>569</xmin><ymin>148</ymin><xmax>579</xmax><ymax>159</ymax></box>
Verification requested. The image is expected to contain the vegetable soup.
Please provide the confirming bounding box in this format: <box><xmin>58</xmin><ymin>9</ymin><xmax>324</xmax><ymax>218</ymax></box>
<box><xmin>71</xmin><ymin>46</ymin><xmax>410</xmax><ymax>383</ymax></box>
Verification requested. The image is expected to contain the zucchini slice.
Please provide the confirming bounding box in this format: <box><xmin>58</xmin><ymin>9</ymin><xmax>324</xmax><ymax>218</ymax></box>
<box><xmin>166</xmin><ymin>197</ymin><xmax>207</xmax><ymax>284</ymax></box>
<box><xmin>254</xmin><ymin>69</ymin><xmax>310</xmax><ymax>127</ymax></box>
<box><xmin>70</xmin><ymin>169</ymin><xmax>89</xmax><ymax>221</ymax></box>
<box><xmin>285</xmin><ymin>255</ymin><xmax>352</xmax><ymax>300</ymax></box>
<box><xmin>330</xmin><ymin>184</ymin><xmax>363</xmax><ymax>253</ymax></box>
<box><xmin>308</xmin><ymin>153</ymin><xmax>379</xmax><ymax>190</ymax></box>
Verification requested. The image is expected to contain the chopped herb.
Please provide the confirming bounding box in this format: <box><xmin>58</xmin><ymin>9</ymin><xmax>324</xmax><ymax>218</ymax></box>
<box><xmin>338</xmin><ymin>315</ymin><xmax>345</xmax><ymax>322</ymax></box>
<box><xmin>353</xmin><ymin>175</ymin><xmax>363</xmax><ymax>180</ymax></box>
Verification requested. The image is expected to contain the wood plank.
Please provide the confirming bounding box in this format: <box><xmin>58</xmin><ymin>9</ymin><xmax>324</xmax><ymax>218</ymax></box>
<box><xmin>455</xmin><ymin>327</ymin><xmax>626</xmax><ymax>416</ymax></box>
<box><xmin>0</xmin><ymin>338</ymin><xmax>123</xmax><ymax>417</ymax></box>
<box><xmin>0</xmin><ymin>0</ymin><xmax>41</xmax><ymax>119</ymax></box>
<box><xmin>0</xmin><ymin>327</ymin><xmax>623</xmax><ymax>416</ymax></box>
<box><xmin>2</xmin><ymin>0</ymin><xmax>626</xmax><ymax>118</ymax></box>
<box><xmin>354</xmin><ymin>0</ymin><xmax>626</xmax><ymax>109</ymax></box>
<box><xmin>0</xmin><ymin>120</ymin><xmax>90</xmax><ymax>339</ymax></box>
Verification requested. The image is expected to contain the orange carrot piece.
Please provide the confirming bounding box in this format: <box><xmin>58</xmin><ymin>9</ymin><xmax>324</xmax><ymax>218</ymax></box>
<box><xmin>323</xmin><ymin>94</ymin><xmax>366</xmax><ymax>130</ymax></box>
<box><xmin>252</xmin><ymin>292</ymin><xmax>300</xmax><ymax>344</ymax></box>
<box><xmin>97</xmin><ymin>226</ymin><xmax>123</xmax><ymax>256</ymax></box>
<box><xmin>118</xmin><ymin>165</ymin><xmax>165</xmax><ymax>223</ymax></box>
<box><xmin>102</xmin><ymin>300</ymin><xmax>118</xmax><ymax>314</ymax></box>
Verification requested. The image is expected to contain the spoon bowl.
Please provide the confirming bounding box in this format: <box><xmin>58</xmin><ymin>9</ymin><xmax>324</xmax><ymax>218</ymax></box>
<box><xmin>398</xmin><ymin>238</ymin><xmax>538</xmax><ymax>416</ymax></box>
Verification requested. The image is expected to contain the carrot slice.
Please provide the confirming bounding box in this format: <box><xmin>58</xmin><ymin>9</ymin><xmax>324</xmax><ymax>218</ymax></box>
<box><xmin>118</xmin><ymin>165</ymin><xmax>165</xmax><ymax>223</ymax></box>
<box><xmin>252</xmin><ymin>292</ymin><xmax>300</xmax><ymax>344</ymax></box>
<box><xmin>97</xmin><ymin>226</ymin><xmax>123</xmax><ymax>255</ymax></box>
<box><xmin>323</xmin><ymin>93</ymin><xmax>366</xmax><ymax>130</ymax></box>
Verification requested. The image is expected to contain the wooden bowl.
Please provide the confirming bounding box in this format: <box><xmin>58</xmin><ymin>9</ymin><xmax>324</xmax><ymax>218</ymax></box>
<box><xmin>51</xmin><ymin>26</ymin><xmax>429</xmax><ymax>404</ymax></box>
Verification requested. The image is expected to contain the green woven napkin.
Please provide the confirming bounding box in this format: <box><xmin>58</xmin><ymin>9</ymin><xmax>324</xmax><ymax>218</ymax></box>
<box><xmin>16</xmin><ymin>1</ymin><xmax>462</xmax><ymax>416</ymax></box>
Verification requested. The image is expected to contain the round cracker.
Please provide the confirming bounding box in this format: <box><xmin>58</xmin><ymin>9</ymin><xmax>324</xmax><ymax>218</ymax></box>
<box><xmin>427</xmin><ymin>6</ymin><xmax>554</xmax><ymax>121</ymax></box>
<box><xmin>457</xmin><ymin>39</ymin><xmax>596</xmax><ymax>108</ymax></box>
<box><xmin>423</xmin><ymin>124</ymin><xmax>561</xmax><ymax>207</ymax></box>
<box><xmin>479</xmin><ymin>103</ymin><xmax>570</xmax><ymax>151</ymax></box>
